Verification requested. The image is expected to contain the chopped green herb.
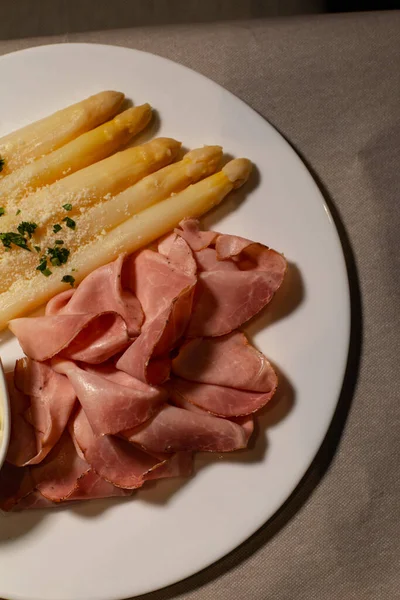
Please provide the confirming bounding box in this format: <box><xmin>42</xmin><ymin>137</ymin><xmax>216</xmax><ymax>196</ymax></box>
<box><xmin>17</xmin><ymin>221</ymin><xmax>38</xmax><ymax>239</ymax></box>
<box><xmin>16</xmin><ymin>209</ymin><xmax>21</xmax><ymax>216</ymax></box>
<box><xmin>36</xmin><ymin>259</ymin><xmax>49</xmax><ymax>272</ymax></box>
<box><xmin>34</xmin><ymin>245</ymin><xmax>41</xmax><ymax>253</ymax></box>
<box><xmin>0</xmin><ymin>158</ymin><xmax>4</xmax><ymax>173</ymax></box>
<box><xmin>62</xmin><ymin>203</ymin><xmax>73</xmax><ymax>211</ymax></box>
<box><xmin>0</xmin><ymin>207</ymin><xmax>5</xmax><ymax>217</ymax></box>
<box><xmin>42</xmin><ymin>268</ymin><xmax>52</xmax><ymax>277</ymax></box>
<box><xmin>62</xmin><ymin>216</ymin><xmax>76</xmax><ymax>230</ymax></box>
<box><xmin>53</xmin><ymin>224</ymin><xmax>62</xmax><ymax>234</ymax></box>
<box><xmin>55</xmin><ymin>239</ymin><xmax>64</xmax><ymax>245</ymax></box>
<box><xmin>61</xmin><ymin>275</ymin><xmax>75</xmax><ymax>287</ymax></box>
<box><xmin>0</xmin><ymin>232</ymin><xmax>30</xmax><ymax>251</ymax></box>
<box><xmin>47</xmin><ymin>246</ymin><xmax>70</xmax><ymax>267</ymax></box>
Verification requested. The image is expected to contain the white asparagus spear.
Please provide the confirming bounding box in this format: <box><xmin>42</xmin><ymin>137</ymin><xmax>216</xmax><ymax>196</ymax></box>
<box><xmin>0</xmin><ymin>105</ymin><xmax>152</xmax><ymax>207</ymax></box>
<box><xmin>76</xmin><ymin>145</ymin><xmax>223</xmax><ymax>241</ymax></box>
<box><xmin>0</xmin><ymin>91</ymin><xmax>125</xmax><ymax>175</ymax></box>
<box><xmin>0</xmin><ymin>158</ymin><xmax>252</xmax><ymax>329</ymax></box>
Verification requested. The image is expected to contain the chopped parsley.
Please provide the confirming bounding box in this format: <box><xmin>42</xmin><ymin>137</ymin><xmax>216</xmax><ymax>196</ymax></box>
<box><xmin>0</xmin><ymin>232</ymin><xmax>30</xmax><ymax>251</ymax></box>
<box><xmin>34</xmin><ymin>245</ymin><xmax>41</xmax><ymax>253</ymax></box>
<box><xmin>0</xmin><ymin>207</ymin><xmax>5</xmax><ymax>217</ymax></box>
<box><xmin>47</xmin><ymin>245</ymin><xmax>70</xmax><ymax>267</ymax></box>
<box><xmin>55</xmin><ymin>239</ymin><xmax>64</xmax><ymax>245</ymax></box>
<box><xmin>36</xmin><ymin>258</ymin><xmax>52</xmax><ymax>277</ymax></box>
<box><xmin>62</xmin><ymin>216</ymin><xmax>76</xmax><ymax>230</ymax></box>
<box><xmin>62</xmin><ymin>203</ymin><xmax>73</xmax><ymax>211</ymax></box>
<box><xmin>0</xmin><ymin>158</ymin><xmax>4</xmax><ymax>173</ymax></box>
<box><xmin>17</xmin><ymin>221</ymin><xmax>38</xmax><ymax>239</ymax></box>
<box><xmin>16</xmin><ymin>209</ymin><xmax>21</xmax><ymax>216</ymax></box>
<box><xmin>61</xmin><ymin>275</ymin><xmax>75</xmax><ymax>287</ymax></box>
<box><xmin>53</xmin><ymin>223</ymin><xmax>62</xmax><ymax>234</ymax></box>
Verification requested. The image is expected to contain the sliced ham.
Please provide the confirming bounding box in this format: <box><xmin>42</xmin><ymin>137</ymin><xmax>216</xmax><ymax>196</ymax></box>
<box><xmin>145</xmin><ymin>451</ymin><xmax>194</xmax><ymax>481</ymax></box>
<box><xmin>123</xmin><ymin>404</ymin><xmax>247</xmax><ymax>453</ymax></box>
<box><xmin>175</xmin><ymin>218</ymin><xmax>217</xmax><ymax>251</ymax></box>
<box><xmin>158</xmin><ymin>232</ymin><xmax>197</xmax><ymax>276</ymax></box>
<box><xmin>52</xmin><ymin>359</ymin><xmax>165</xmax><ymax>436</ymax></box>
<box><xmin>117</xmin><ymin>248</ymin><xmax>196</xmax><ymax>383</ymax></box>
<box><xmin>13</xmin><ymin>490</ymin><xmax>56</xmax><ymax>510</ymax></box>
<box><xmin>68</xmin><ymin>470</ymin><xmax>132</xmax><ymax>501</ymax></box>
<box><xmin>31</xmin><ymin>431</ymin><xmax>90</xmax><ymax>502</ymax></box>
<box><xmin>4</xmin><ymin>219</ymin><xmax>285</xmax><ymax>510</ymax></box>
<box><xmin>124</xmin><ymin>249</ymin><xmax>196</xmax><ymax>322</ymax></box>
<box><xmin>233</xmin><ymin>415</ymin><xmax>255</xmax><ymax>442</ymax></box>
<box><xmin>168</xmin><ymin>376</ymin><xmax>274</xmax><ymax>417</ymax></box>
<box><xmin>71</xmin><ymin>409</ymin><xmax>166</xmax><ymax>489</ymax></box>
<box><xmin>171</xmin><ymin>387</ymin><xmax>255</xmax><ymax>441</ymax></box>
<box><xmin>46</xmin><ymin>254</ymin><xmax>143</xmax><ymax>336</ymax></box>
<box><xmin>7</xmin><ymin>359</ymin><xmax>76</xmax><ymax>466</ymax></box>
<box><xmin>172</xmin><ymin>332</ymin><xmax>277</xmax><ymax>393</ymax></box>
<box><xmin>187</xmin><ymin>231</ymin><xmax>286</xmax><ymax>337</ymax></box>
<box><xmin>6</xmin><ymin>371</ymin><xmax>37</xmax><ymax>466</ymax></box>
<box><xmin>9</xmin><ymin>312</ymin><xmax>130</xmax><ymax>364</ymax></box>
<box><xmin>116</xmin><ymin>285</ymin><xmax>194</xmax><ymax>384</ymax></box>
<box><xmin>195</xmin><ymin>247</ymin><xmax>238</xmax><ymax>272</ymax></box>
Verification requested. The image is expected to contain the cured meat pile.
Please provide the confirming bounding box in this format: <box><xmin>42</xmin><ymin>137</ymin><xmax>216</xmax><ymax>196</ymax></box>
<box><xmin>0</xmin><ymin>219</ymin><xmax>286</xmax><ymax>511</ymax></box>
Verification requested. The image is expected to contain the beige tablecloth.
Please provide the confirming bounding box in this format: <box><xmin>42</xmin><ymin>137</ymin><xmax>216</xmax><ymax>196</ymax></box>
<box><xmin>1</xmin><ymin>10</ymin><xmax>399</xmax><ymax>600</ymax></box>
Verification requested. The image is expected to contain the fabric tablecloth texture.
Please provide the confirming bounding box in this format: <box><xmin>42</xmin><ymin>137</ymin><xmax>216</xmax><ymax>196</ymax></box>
<box><xmin>1</xmin><ymin>10</ymin><xmax>399</xmax><ymax>600</ymax></box>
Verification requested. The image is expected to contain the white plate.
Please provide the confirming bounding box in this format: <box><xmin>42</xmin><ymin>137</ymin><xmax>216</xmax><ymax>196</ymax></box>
<box><xmin>0</xmin><ymin>43</ymin><xmax>350</xmax><ymax>600</ymax></box>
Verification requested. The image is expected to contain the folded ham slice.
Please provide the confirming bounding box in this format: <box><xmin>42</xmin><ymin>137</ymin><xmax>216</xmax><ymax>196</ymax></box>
<box><xmin>71</xmin><ymin>409</ymin><xmax>167</xmax><ymax>489</ymax></box>
<box><xmin>9</xmin><ymin>254</ymin><xmax>144</xmax><ymax>363</ymax></box>
<box><xmin>52</xmin><ymin>359</ymin><xmax>165</xmax><ymax>436</ymax></box>
<box><xmin>46</xmin><ymin>254</ymin><xmax>143</xmax><ymax>336</ymax></box>
<box><xmin>9</xmin><ymin>312</ymin><xmax>130</xmax><ymax>364</ymax></box>
<box><xmin>32</xmin><ymin>430</ymin><xmax>90</xmax><ymax>501</ymax></box>
<box><xmin>168</xmin><ymin>376</ymin><xmax>274</xmax><ymax>417</ymax></box>
<box><xmin>117</xmin><ymin>248</ymin><xmax>196</xmax><ymax>383</ymax></box>
<box><xmin>172</xmin><ymin>331</ymin><xmax>277</xmax><ymax>393</ymax></box>
<box><xmin>7</xmin><ymin>359</ymin><xmax>76</xmax><ymax>466</ymax></box>
<box><xmin>123</xmin><ymin>404</ymin><xmax>247</xmax><ymax>453</ymax></box>
<box><xmin>175</xmin><ymin>218</ymin><xmax>218</xmax><ymax>252</ymax></box>
<box><xmin>158</xmin><ymin>232</ymin><xmax>197</xmax><ymax>276</ymax></box>
<box><xmin>182</xmin><ymin>226</ymin><xmax>287</xmax><ymax>337</ymax></box>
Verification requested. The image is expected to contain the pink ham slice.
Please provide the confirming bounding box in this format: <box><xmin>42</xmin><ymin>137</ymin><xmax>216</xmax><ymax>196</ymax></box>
<box><xmin>6</xmin><ymin>371</ymin><xmax>37</xmax><ymax>466</ymax></box>
<box><xmin>31</xmin><ymin>430</ymin><xmax>90</xmax><ymax>502</ymax></box>
<box><xmin>68</xmin><ymin>470</ymin><xmax>132</xmax><ymax>501</ymax></box>
<box><xmin>158</xmin><ymin>232</ymin><xmax>197</xmax><ymax>276</ymax></box>
<box><xmin>172</xmin><ymin>331</ymin><xmax>277</xmax><ymax>394</ymax></box>
<box><xmin>175</xmin><ymin>218</ymin><xmax>218</xmax><ymax>251</ymax></box>
<box><xmin>71</xmin><ymin>408</ymin><xmax>167</xmax><ymax>489</ymax></box>
<box><xmin>123</xmin><ymin>404</ymin><xmax>247</xmax><ymax>453</ymax></box>
<box><xmin>46</xmin><ymin>254</ymin><xmax>143</xmax><ymax>336</ymax></box>
<box><xmin>9</xmin><ymin>312</ymin><xmax>130</xmax><ymax>364</ymax></box>
<box><xmin>171</xmin><ymin>389</ymin><xmax>255</xmax><ymax>442</ymax></box>
<box><xmin>168</xmin><ymin>376</ymin><xmax>274</xmax><ymax>417</ymax></box>
<box><xmin>52</xmin><ymin>359</ymin><xmax>165</xmax><ymax>436</ymax></box>
<box><xmin>233</xmin><ymin>415</ymin><xmax>255</xmax><ymax>442</ymax></box>
<box><xmin>195</xmin><ymin>248</ymin><xmax>238</xmax><ymax>272</ymax></box>
<box><xmin>13</xmin><ymin>490</ymin><xmax>56</xmax><ymax>510</ymax></box>
<box><xmin>187</xmin><ymin>231</ymin><xmax>286</xmax><ymax>337</ymax></box>
<box><xmin>124</xmin><ymin>248</ymin><xmax>196</xmax><ymax>323</ymax></box>
<box><xmin>145</xmin><ymin>451</ymin><xmax>194</xmax><ymax>481</ymax></box>
<box><xmin>117</xmin><ymin>249</ymin><xmax>196</xmax><ymax>383</ymax></box>
<box><xmin>7</xmin><ymin>359</ymin><xmax>76</xmax><ymax>466</ymax></box>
